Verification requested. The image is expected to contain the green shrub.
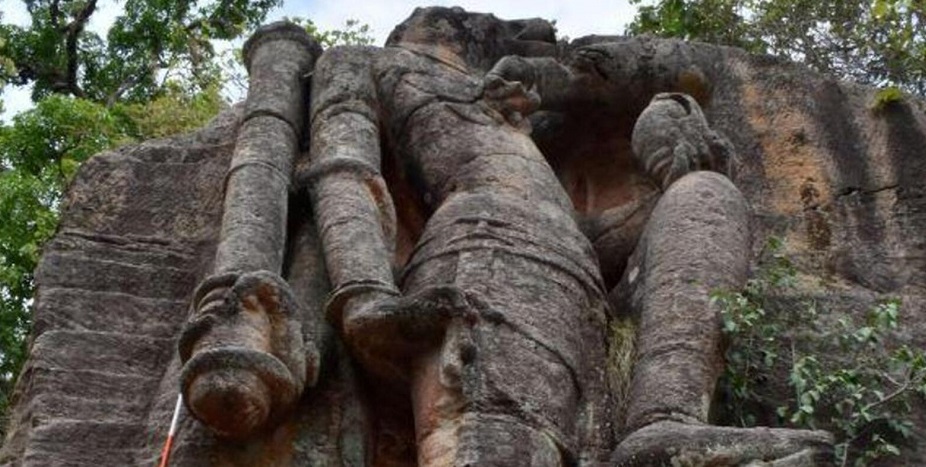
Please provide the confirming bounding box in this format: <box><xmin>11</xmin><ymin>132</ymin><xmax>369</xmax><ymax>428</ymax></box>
<box><xmin>713</xmin><ymin>238</ymin><xmax>926</xmax><ymax>466</ymax></box>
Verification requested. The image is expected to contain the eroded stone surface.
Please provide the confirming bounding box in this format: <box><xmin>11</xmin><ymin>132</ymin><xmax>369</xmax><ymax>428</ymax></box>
<box><xmin>2</xmin><ymin>6</ymin><xmax>925</xmax><ymax>467</ymax></box>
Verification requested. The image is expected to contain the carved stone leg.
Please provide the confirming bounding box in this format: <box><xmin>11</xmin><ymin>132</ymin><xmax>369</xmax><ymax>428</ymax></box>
<box><xmin>612</xmin><ymin>171</ymin><xmax>834</xmax><ymax>465</ymax></box>
<box><xmin>399</xmin><ymin>246</ymin><xmax>610</xmax><ymax>466</ymax></box>
<box><xmin>410</xmin><ymin>323</ymin><xmax>573</xmax><ymax>467</ymax></box>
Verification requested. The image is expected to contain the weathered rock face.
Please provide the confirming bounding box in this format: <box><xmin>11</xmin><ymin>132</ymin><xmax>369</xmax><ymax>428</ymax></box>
<box><xmin>2</xmin><ymin>6</ymin><xmax>925</xmax><ymax>467</ymax></box>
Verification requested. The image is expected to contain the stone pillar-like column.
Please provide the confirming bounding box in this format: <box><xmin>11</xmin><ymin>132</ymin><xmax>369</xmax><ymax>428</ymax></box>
<box><xmin>177</xmin><ymin>22</ymin><xmax>323</xmax><ymax>440</ymax></box>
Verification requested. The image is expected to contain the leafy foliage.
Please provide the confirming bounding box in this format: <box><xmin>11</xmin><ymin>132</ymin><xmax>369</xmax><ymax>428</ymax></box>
<box><xmin>1</xmin><ymin>95</ymin><xmax>133</xmax><ymax>175</ymax></box>
<box><xmin>0</xmin><ymin>1</ymin><xmax>374</xmax><ymax>438</ymax></box>
<box><xmin>120</xmin><ymin>82</ymin><xmax>225</xmax><ymax>140</ymax></box>
<box><xmin>0</xmin><ymin>27</ymin><xmax>15</xmax><ymax>113</ymax></box>
<box><xmin>296</xmin><ymin>18</ymin><xmax>374</xmax><ymax>49</ymax></box>
<box><xmin>0</xmin><ymin>0</ymin><xmax>282</xmax><ymax>103</ymax></box>
<box><xmin>627</xmin><ymin>0</ymin><xmax>763</xmax><ymax>52</ymax></box>
<box><xmin>0</xmin><ymin>91</ymin><xmax>224</xmax><ymax>436</ymax></box>
<box><xmin>627</xmin><ymin>0</ymin><xmax>926</xmax><ymax>96</ymax></box>
<box><xmin>872</xmin><ymin>86</ymin><xmax>905</xmax><ymax>111</ymax></box>
<box><xmin>713</xmin><ymin>238</ymin><xmax>926</xmax><ymax>466</ymax></box>
<box><xmin>0</xmin><ymin>168</ymin><xmax>58</xmax><ymax>432</ymax></box>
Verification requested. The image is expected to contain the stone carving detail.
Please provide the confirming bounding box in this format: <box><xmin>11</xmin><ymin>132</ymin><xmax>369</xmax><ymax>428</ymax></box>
<box><xmin>172</xmin><ymin>7</ymin><xmax>834</xmax><ymax>465</ymax></box>
<box><xmin>307</xmin><ymin>11</ymin><xmax>611</xmax><ymax>464</ymax></box>
<box><xmin>11</xmin><ymin>5</ymin><xmax>926</xmax><ymax>467</ymax></box>
<box><xmin>178</xmin><ymin>22</ymin><xmax>321</xmax><ymax>440</ymax></box>
<box><xmin>632</xmin><ymin>93</ymin><xmax>736</xmax><ymax>190</ymax></box>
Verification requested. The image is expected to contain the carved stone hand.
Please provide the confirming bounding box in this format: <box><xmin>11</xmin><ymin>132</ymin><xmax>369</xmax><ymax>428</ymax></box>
<box><xmin>178</xmin><ymin>271</ymin><xmax>316</xmax><ymax>440</ymax></box>
<box><xmin>632</xmin><ymin>92</ymin><xmax>735</xmax><ymax>190</ymax></box>
<box><xmin>484</xmin><ymin>55</ymin><xmax>541</xmax><ymax>130</ymax></box>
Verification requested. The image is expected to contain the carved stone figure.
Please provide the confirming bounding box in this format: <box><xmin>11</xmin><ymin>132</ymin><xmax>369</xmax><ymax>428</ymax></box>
<box><xmin>308</xmin><ymin>9</ymin><xmax>610</xmax><ymax>465</ymax></box>
<box><xmin>12</xmin><ymin>5</ymin><xmax>926</xmax><ymax>467</ymax></box>
<box><xmin>179</xmin><ymin>6</ymin><xmax>833</xmax><ymax>466</ymax></box>
<box><xmin>178</xmin><ymin>22</ymin><xmax>322</xmax><ymax>440</ymax></box>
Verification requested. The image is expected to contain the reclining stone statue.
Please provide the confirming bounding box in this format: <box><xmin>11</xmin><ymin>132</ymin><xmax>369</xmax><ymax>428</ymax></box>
<box><xmin>177</xmin><ymin>7</ymin><xmax>835</xmax><ymax>466</ymax></box>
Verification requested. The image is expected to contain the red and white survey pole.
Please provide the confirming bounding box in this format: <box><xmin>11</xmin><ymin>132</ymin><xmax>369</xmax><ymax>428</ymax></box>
<box><xmin>157</xmin><ymin>394</ymin><xmax>183</xmax><ymax>467</ymax></box>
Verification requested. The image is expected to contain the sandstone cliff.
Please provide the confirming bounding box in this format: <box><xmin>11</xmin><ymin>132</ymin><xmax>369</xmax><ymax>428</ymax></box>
<box><xmin>1</xmin><ymin>36</ymin><xmax>924</xmax><ymax>466</ymax></box>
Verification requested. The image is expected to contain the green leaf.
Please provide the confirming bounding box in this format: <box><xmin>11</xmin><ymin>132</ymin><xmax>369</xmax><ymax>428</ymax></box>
<box><xmin>627</xmin><ymin>0</ymin><xmax>926</xmax><ymax>96</ymax></box>
<box><xmin>873</xmin><ymin>0</ymin><xmax>891</xmax><ymax>19</ymax></box>
<box><xmin>873</xmin><ymin>86</ymin><xmax>905</xmax><ymax>109</ymax></box>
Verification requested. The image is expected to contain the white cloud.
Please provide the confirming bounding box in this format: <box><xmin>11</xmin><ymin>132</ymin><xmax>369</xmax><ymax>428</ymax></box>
<box><xmin>1</xmin><ymin>84</ymin><xmax>32</xmax><ymax>122</ymax></box>
<box><xmin>87</xmin><ymin>0</ymin><xmax>121</xmax><ymax>36</ymax></box>
<box><xmin>2</xmin><ymin>1</ymin><xmax>32</xmax><ymax>121</ymax></box>
<box><xmin>3</xmin><ymin>0</ymin><xmax>30</xmax><ymax>27</ymax></box>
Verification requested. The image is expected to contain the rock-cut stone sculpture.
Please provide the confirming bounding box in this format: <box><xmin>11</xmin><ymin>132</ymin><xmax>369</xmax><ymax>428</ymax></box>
<box><xmin>175</xmin><ymin>7</ymin><xmax>835</xmax><ymax>466</ymax></box>
<box><xmin>24</xmin><ymin>4</ymin><xmax>926</xmax><ymax>466</ymax></box>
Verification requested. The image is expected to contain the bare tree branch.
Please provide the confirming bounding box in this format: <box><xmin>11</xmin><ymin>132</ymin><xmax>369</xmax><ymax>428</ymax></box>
<box><xmin>49</xmin><ymin>0</ymin><xmax>61</xmax><ymax>29</ymax></box>
<box><xmin>60</xmin><ymin>0</ymin><xmax>98</xmax><ymax>97</ymax></box>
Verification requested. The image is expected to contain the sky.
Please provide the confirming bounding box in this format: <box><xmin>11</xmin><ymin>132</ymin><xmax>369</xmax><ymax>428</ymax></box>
<box><xmin>1</xmin><ymin>0</ymin><xmax>638</xmax><ymax>119</ymax></box>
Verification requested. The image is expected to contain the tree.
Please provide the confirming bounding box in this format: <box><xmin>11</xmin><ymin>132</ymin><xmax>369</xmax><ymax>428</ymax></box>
<box><xmin>627</xmin><ymin>0</ymin><xmax>926</xmax><ymax>96</ymax></box>
<box><xmin>1</xmin><ymin>0</ymin><xmax>281</xmax><ymax>104</ymax></box>
<box><xmin>0</xmin><ymin>1</ymin><xmax>374</xmax><ymax>437</ymax></box>
<box><xmin>0</xmin><ymin>20</ymin><xmax>16</xmax><ymax>114</ymax></box>
<box><xmin>0</xmin><ymin>86</ymin><xmax>228</xmax><ymax>439</ymax></box>
<box><xmin>0</xmin><ymin>0</ymin><xmax>283</xmax><ymax>437</ymax></box>
<box><xmin>627</xmin><ymin>0</ymin><xmax>763</xmax><ymax>52</ymax></box>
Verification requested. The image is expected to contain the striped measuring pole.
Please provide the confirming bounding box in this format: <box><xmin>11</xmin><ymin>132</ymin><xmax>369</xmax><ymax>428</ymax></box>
<box><xmin>157</xmin><ymin>394</ymin><xmax>183</xmax><ymax>467</ymax></box>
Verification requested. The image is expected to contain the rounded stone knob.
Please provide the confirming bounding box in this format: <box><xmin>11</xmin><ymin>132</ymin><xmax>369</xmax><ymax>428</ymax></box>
<box><xmin>180</xmin><ymin>346</ymin><xmax>298</xmax><ymax>440</ymax></box>
<box><xmin>186</xmin><ymin>368</ymin><xmax>272</xmax><ymax>439</ymax></box>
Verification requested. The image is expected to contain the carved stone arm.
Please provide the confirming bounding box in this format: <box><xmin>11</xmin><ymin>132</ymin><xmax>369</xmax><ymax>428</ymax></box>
<box><xmin>178</xmin><ymin>22</ymin><xmax>322</xmax><ymax>440</ymax></box>
<box><xmin>307</xmin><ymin>46</ymin><xmax>400</xmax><ymax>329</ymax></box>
<box><xmin>489</xmin><ymin>40</ymin><xmax>717</xmax><ymax>118</ymax></box>
<box><xmin>485</xmin><ymin>55</ymin><xmax>580</xmax><ymax>112</ymax></box>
